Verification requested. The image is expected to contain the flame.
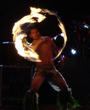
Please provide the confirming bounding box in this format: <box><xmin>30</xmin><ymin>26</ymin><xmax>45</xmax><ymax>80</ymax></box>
<box><xmin>12</xmin><ymin>7</ymin><xmax>67</xmax><ymax>62</ymax></box>
<box><xmin>54</xmin><ymin>19</ymin><xmax>67</xmax><ymax>59</ymax></box>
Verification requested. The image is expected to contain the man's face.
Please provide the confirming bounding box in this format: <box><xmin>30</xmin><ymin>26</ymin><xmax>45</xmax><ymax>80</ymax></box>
<box><xmin>29</xmin><ymin>28</ymin><xmax>41</xmax><ymax>40</ymax></box>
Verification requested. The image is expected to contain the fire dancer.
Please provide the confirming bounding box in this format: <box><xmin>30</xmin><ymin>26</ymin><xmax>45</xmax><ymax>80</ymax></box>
<box><xmin>24</xmin><ymin>23</ymin><xmax>79</xmax><ymax>110</ymax></box>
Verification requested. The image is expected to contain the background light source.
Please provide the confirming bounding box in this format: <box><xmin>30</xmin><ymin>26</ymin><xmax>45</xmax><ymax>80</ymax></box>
<box><xmin>70</xmin><ymin>48</ymin><xmax>77</xmax><ymax>55</ymax></box>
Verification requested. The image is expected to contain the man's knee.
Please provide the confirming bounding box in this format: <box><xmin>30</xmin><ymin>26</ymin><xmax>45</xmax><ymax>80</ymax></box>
<box><xmin>30</xmin><ymin>85</ymin><xmax>39</xmax><ymax>93</ymax></box>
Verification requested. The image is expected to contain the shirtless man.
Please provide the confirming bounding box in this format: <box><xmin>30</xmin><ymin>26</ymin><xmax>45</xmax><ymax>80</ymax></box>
<box><xmin>27</xmin><ymin>24</ymin><xmax>76</xmax><ymax>110</ymax></box>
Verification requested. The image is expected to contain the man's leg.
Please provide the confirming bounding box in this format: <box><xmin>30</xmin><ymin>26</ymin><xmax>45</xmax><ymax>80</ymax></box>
<box><xmin>49</xmin><ymin>67</ymin><xmax>68</xmax><ymax>89</ymax></box>
<box><xmin>49</xmin><ymin>67</ymin><xmax>74</xmax><ymax>107</ymax></box>
<box><xmin>30</xmin><ymin>72</ymin><xmax>45</xmax><ymax>93</ymax></box>
<box><xmin>49</xmin><ymin>67</ymin><xmax>80</xmax><ymax>109</ymax></box>
<box><xmin>25</xmin><ymin>71</ymin><xmax>45</xmax><ymax>110</ymax></box>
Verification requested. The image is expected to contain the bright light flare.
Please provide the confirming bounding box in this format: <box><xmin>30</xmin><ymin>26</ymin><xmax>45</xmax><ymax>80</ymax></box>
<box><xmin>70</xmin><ymin>48</ymin><xmax>77</xmax><ymax>55</ymax></box>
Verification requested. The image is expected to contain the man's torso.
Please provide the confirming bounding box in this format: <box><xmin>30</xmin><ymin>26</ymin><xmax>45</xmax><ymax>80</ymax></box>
<box><xmin>35</xmin><ymin>36</ymin><xmax>55</xmax><ymax>67</ymax></box>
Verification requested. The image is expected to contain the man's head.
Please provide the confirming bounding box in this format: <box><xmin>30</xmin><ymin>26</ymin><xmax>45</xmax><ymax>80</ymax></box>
<box><xmin>29</xmin><ymin>23</ymin><xmax>41</xmax><ymax>40</ymax></box>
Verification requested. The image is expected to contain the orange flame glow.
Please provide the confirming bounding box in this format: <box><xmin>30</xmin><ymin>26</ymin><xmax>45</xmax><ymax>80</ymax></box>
<box><xmin>12</xmin><ymin>7</ymin><xmax>67</xmax><ymax>62</ymax></box>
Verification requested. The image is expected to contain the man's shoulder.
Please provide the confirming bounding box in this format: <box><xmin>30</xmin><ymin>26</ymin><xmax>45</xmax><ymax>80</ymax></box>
<box><xmin>42</xmin><ymin>36</ymin><xmax>51</xmax><ymax>41</ymax></box>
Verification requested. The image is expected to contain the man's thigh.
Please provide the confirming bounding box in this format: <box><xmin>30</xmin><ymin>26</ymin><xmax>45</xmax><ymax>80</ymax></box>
<box><xmin>49</xmin><ymin>68</ymin><xmax>68</xmax><ymax>89</ymax></box>
<box><xmin>30</xmin><ymin>72</ymin><xmax>45</xmax><ymax>92</ymax></box>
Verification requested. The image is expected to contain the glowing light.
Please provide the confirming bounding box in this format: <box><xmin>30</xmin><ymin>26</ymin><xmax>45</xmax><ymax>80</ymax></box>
<box><xmin>53</xmin><ymin>36</ymin><xmax>57</xmax><ymax>40</ymax></box>
<box><xmin>62</xmin><ymin>55</ymin><xmax>65</xmax><ymax>58</ymax></box>
<box><xmin>12</xmin><ymin>7</ymin><xmax>67</xmax><ymax>62</ymax></box>
<box><xmin>83</xmin><ymin>24</ymin><xmax>89</xmax><ymax>29</ymax></box>
<box><xmin>70</xmin><ymin>49</ymin><xmax>77</xmax><ymax>55</ymax></box>
<box><xmin>61</xmin><ymin>54</ymin><xmax>66</xmax><ymax>60</ymax></box>
<box><xmin>60</xmin><ymin>33</ymin><xmax>64</xmax><ymax>37</ymax></box>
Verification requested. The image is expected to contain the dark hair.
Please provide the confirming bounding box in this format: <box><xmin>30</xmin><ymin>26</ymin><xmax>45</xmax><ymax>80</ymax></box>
<box><xmin>20</xmin><ymin>22</ymin><xmax>40</xmax><ymax>35</ymax></box>
<box><xmin>20</xmin><ymin>22</ymin><xmax>40</xmax><ymax>42</ymax></box>
<box><xmin>29</xmin><ymin>23</ymin><xmax>40</xmax><ymax>33</ymax></box>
